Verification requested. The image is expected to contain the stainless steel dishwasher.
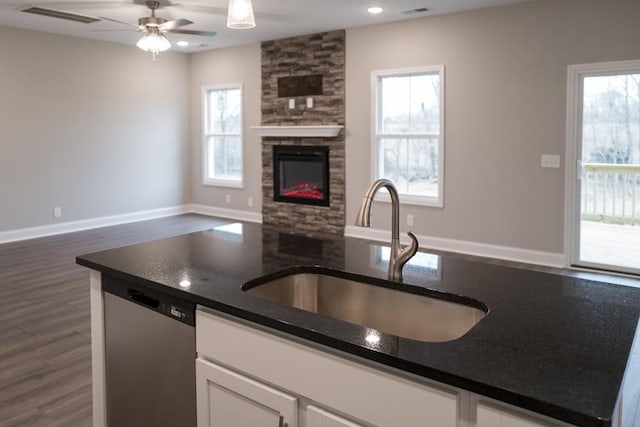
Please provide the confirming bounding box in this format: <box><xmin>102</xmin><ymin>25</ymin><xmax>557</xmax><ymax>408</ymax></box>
<box><xmin>103</xmin><ymin>275</ymin><xmax>196</xmax><ymax>427</ymax></box>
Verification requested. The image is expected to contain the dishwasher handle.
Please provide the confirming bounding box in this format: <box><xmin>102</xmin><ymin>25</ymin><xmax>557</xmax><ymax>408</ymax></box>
<box><xmin>128</xmin><ymin>289</ymin><xmax>160</xmax><ymax>310</ymax></box>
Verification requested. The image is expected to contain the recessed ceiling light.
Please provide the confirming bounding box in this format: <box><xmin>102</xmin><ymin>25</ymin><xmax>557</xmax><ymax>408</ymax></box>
<box><xmin>176</xmin><ymin>40</ymin><xmax>189</xmax><ymax>47</ymax></box>
<box><xmin>367</xmin><ymin>6</ymin><xmax>383</xmax><ymax>14</ymax></box>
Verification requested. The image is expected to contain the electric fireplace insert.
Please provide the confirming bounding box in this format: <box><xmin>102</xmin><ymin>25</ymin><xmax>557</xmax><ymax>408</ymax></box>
<box><xmin>273</xmin><ymin>146</ymin><xmax>330</xmax><ymax>207</ymax></box>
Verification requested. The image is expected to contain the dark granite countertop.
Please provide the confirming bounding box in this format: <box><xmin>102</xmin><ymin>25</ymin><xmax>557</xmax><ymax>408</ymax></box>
<box><xmin>76</xmin><ymin>221</ymin><xmax>640</xmax><ymax>427</ymax></box>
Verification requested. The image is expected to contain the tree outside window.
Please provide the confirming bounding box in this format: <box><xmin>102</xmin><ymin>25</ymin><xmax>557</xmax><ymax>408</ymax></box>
<box><xmin>582</xmin><ymin>74</ymin><xmax>640</xmax><ymax>165</ymax></box>
<box><xmin>203</xmin><ymin>85</ymin><xmax>243</xmax><ymax>187</ymax></box>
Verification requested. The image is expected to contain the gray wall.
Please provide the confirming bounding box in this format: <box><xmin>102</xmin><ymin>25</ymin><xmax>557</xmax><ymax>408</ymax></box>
<box><xmin>346</xmin><ymin>0</ymin><xmax>640</xmax><ymax>254</ymax></box>
<box><xmin>189</xmin><ymin>43</ymin><xmax>262</xmax><ymax>212</ymax></box>
<box><xmin>4</xmin><ymin>0</ymin><xmax>640</xmax><ymax>256</ymax></box>
<box><xmin>0</xmin><ymin>26</ymin><xmax>190</xmax><ymax>232</ymax></box>
<box><xmin>188</xmin><ymin>0</ymin><xmax>640</xmax><ymax>255</ymax></box>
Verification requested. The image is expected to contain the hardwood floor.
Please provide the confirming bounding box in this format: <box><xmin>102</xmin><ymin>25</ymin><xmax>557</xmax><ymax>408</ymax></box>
<box><xmin>0</xmin><ymin>214</ymin><xmax>226</xmax><ymax>426</ymax></box>
<box><xmin>0</xmin><ymin>213</ymin><xmax>638</xmax><ymax>426</ymax></box>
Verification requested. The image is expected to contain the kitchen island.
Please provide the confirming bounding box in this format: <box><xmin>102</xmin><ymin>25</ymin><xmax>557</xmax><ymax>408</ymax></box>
<box><xmin>77</xmin><ymin>221</ymin><xmax>640</xmax><ymax>427</ymax></box>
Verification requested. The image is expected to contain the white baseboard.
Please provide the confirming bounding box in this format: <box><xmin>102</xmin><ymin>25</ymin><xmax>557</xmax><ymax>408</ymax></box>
<box><xmin>0</xmin><ymin>203</ymin><xmax>261</xmax><ymax>245</ymax></box>
<box><xmin>344</xmin><ymin>225</ymin><xmax>566</xmax><ymax>268</ymax></box>
<box><xmin>0</xmin><ymin>204</ymin><xmax>563</xmax><ymax>268</ymax></box>
<box><xmin>0</xmin><ymin>205</ymin><xmax>190</xmax><ymax>244</ymax></box>
<box><xmin>187</xmin><ymin>204</ymin><xmax>263</xmax><ymax>224</ymax></box>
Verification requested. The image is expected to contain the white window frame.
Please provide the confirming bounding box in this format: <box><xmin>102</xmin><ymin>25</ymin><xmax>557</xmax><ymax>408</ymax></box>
<box><xmin>202</xmin><ymin>83</ymin><xmax>244</xmax><ymax>188</ymax></box>
<box><xmin>371</xmin><ymin>65</ymin><xmax>445</xmax><ymax>207</ymax></box>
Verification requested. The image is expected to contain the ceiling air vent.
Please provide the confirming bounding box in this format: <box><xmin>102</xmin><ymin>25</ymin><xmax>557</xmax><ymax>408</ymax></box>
<box><xmin>21</xmin><ymin>7</ymin><xmax>100</xmax><ymax>24</ymax></box>
<box><xmin>402</xmin><ymin>7</ymin><xmax>430</xmax><ymax>14</ymax></box>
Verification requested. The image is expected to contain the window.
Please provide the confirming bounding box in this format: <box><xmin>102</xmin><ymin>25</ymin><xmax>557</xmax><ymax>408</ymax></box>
<box><xmin>203</xmin><ymin>84</ymin><xmax>243</xmax><ymax>187</ymax></box>
<box><xmin>373</xmin><ymin>66</ymin><xmax>445</xmax><ymax>206</ymax></box>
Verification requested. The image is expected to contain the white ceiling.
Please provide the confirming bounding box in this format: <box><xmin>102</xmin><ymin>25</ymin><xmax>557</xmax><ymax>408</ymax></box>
<box><xmin>0</xmin><ymin>0</ymin><xmax>532</xmax><ymax>53</ymax></box>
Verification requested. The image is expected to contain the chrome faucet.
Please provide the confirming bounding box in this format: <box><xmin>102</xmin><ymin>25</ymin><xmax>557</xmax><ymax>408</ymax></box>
<box><xmin>355</xmin><ymin>179</ymin><xmax>419</xmax><ymax>282</ymax></box>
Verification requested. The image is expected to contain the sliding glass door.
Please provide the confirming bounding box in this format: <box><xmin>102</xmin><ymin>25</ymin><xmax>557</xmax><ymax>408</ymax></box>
<box><xmin>567</xmin><ymin>60</ymin><xmax>640</xmax><ymax>274</ymax></box>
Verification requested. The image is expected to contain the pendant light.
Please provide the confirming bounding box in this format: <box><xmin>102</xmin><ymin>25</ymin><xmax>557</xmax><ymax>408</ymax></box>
<box><xmin>227</xmin><ymin>0</ymin><xmax>255</xmax><ymax>29</ymax></box>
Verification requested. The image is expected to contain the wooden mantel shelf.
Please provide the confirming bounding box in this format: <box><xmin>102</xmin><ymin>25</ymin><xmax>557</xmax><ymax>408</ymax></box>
<box><xmin>251</xmin><ymin>125</ymin><xmax>343</xmax><ymax>138</ymax></box>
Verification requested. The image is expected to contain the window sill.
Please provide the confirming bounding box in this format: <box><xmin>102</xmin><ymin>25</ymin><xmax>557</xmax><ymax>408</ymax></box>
<box><xmin>203</xmin><ymin>179</ymin><xmax>244</xmax><ymax>189</ymax></box>
<box><xmin>372</xmin><ymin>192</ymin><xmax>443</xmax><ymax>208</ymax></box>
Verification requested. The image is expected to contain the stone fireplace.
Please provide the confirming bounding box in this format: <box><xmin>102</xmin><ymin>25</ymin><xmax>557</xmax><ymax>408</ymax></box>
<box><xmin>260</xmin><ymin>30</ymin><xmax>345</xmax><ymax>235</ymax></box>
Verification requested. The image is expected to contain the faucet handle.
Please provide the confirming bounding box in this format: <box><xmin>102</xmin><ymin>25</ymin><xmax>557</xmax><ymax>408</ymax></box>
<box><xmin>398</xmin><ymin>232</ymin><xmax>419</xmax><ymax>264</ymax></box>
<box><xmin>390</xmin><ymin>232</ymin><xmax>419</xmax><ymax>282</ymax></box>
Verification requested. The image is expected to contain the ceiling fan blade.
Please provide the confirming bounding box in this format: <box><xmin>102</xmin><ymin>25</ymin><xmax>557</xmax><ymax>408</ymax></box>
<box><xmin>98</xmin><ymin>16</ymin><xmax>140</xmax><ymax>29</ymax></box>
<box><xmin>168</xmin><ymin>29</ymin><xmax>216</xmax><ymax>37</ymax></box>
<box><xmin>22</xmin><ymin>1</ymin><xmax>133</xmax><ymax>9</ymax></box>
<box><xmin>91</xmin><ymin>28</ymin><xmax>137</xmax><ymax>32</ymax></box>
<box><xmin>159</xmin><ymin>18</ymin><xmax>193</xmax><ymax>31</ymax></box>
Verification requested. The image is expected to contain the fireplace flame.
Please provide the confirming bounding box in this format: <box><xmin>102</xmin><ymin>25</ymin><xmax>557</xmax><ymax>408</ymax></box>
<box><xmin>282</xmin><ymin>182</ymin><xmax>324</xmax><ymax>200</ymax></box>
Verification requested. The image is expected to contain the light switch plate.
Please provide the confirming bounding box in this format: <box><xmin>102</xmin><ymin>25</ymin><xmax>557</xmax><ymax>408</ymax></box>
<box><xmin>541</xmin><ymin>154</ymin><xmax>561</xmax><ymax>168</ymax></box>
<box><xmin>407</xmin><ymin>214</ymin><xmax>414</xmax><ymax>227</ymax></box>
<box><xmin>288</xmin><ymin>99</ymin><xmax>295</xmax><ymax>109</ymax></box>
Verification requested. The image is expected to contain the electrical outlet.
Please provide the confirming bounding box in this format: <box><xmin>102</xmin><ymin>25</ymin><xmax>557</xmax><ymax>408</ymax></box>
<box><xmin>53</xmin><ymin>207</ymin><xmax>62</xmax><ymax>218</ymax></box>
<box><xmin>248</xmin><ymin>197</ymin><xmax>253</xmax><ymax>207</ymax></box>
<box><xmin>407</xmin><ymin>214</ymin><xmax>414</xmax><ymax>227</ymax></box>
<box><xmin>306</xmin><ymin>97</ymin><xmax>313</xmax><ymax>108</ymax></box>
<box><xmin>288</xmin><ymin>99</ymin><xmax>295</xmax><ymax>109</ymax></box>
<box><xmin>225</xmin><ymin>194</ymin><xmax>231</xmax><ymax>204</ymax></box>
<box><xmin>541</xmin><ymin>154</ymin><xmax>561</xmax><ymax>168</ymax></box>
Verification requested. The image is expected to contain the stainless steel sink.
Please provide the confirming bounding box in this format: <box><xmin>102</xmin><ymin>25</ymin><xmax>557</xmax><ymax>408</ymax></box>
<box><xmin>243</xmin><ymin>271</ymin><xmax>487</xmax><ymax>343</ymax></box>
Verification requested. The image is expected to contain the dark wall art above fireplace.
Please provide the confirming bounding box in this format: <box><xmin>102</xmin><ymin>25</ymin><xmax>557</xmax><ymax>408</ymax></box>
<box><xmin>273</xmin><ymin>146</ymin><xmax>330</xmax><ymax>207</ymax></box>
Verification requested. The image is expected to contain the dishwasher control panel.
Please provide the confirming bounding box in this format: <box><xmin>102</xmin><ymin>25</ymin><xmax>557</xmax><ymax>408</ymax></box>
<box><xmin>103</xmin><ymin>275</ymin><xmax>196</xmax><ymax>326</ymax></box>
<box><xmin>166</xmin><ymin>303</ymin><xmax>194</xmax><ymax>324</ymax></box>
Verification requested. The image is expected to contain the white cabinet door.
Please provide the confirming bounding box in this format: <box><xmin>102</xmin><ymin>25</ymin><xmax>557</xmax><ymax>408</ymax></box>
<box><xmin>196</xmin><ymin>358</ymin><xmax>298</xmax><ymax>427</ymax></box>
<box><xmin>306</xmin><ymin>405</ymin><xmax>365</xmax><ymax>427</ymax></box>
<box><xmin>197</xmin><ymin>308</ymin><xmax>459</xmax><ymax>427</ymax></box>
<box><xmin>477</xmin><ymin>403</ymin><xmax>551</xmax><ymax>427</ymax></box>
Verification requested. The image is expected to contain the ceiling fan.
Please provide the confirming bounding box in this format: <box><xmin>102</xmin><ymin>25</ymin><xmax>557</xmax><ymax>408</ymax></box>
<box><xmin>100</xmin><ymin>0</ymin><xmax>216</xmax><ymax>59</ymax></box>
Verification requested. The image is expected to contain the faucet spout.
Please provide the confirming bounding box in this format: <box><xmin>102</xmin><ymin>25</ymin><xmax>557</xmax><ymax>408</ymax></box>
<box><xmin>355</xmin><ymin>179</ymin><xmax>419</xmax><ymax>282</ymax></box>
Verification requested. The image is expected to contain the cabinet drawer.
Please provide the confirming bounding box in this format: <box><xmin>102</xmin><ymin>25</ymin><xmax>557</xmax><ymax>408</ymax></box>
<box><xmin>306</xmin><ymin>405</ymin><xmax>365</xmax><ymax>427</ymax></box>
<box><xmin>477</xmin><ymin>402</ymin><xmax>557</xmax><ymax>427</ymax></box>
<box><xmin>197</xmin><ymin>307</ymin><xmax>459</xmax><ymax>427</ymax></box>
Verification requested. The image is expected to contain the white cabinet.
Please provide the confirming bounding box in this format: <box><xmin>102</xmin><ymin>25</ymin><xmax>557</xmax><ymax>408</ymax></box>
<box><xmin>196</xmin><ymin>358</ymin><xmax>297</xmax><ymax>427</ymax></box>
<box><xmin>195</xmin><ymin>307</ymin><xmax>573</xmax><ymax>427</ymax></box>
<box><xmin>196</xmin><ymin>307</ymin><xmax>459</xmax><ymax>427</ymax></box>
<box><xmin>195</xmin><ymin>356</ymin><xmax>368</xmax><ymax>427</ymax></box>
<box><xmin>306</xmin><ymin>405</ymin><xmax>365</xmax><ymax>427</ymax></box>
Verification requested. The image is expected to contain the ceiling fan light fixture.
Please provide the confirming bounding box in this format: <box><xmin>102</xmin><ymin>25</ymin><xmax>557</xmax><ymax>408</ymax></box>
<box><xmin>137</xmin><ymin>29</ymin><xmax>171</xmax><ymax>61</ymax></box>
<box><xmin>227</xmin><ymin>0</ymin><xmax>256</xmax><ymax>29</ymax></box>
<box><xmin>136</xmin><ymin>30</ymin><xmax>171</xmax><ymax>53</ymax></box>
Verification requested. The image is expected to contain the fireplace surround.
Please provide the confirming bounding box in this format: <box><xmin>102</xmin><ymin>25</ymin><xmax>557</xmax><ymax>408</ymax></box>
<box><xmin>261</xmin><ymin>30</ymin><xmax>345</xmax><ymax>235</ymax></box>
<box><xmin>273</xmin><ymin>146</ymin><xmax>330</xmax><ymax>207</ymax></box>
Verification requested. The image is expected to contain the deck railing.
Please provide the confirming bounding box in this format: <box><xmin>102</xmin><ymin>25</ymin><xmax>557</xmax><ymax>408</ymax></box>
<box><xmin>581</xmin><ymin>163</ymin><xmax>640</xmax><ymax>224</ymax></box>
